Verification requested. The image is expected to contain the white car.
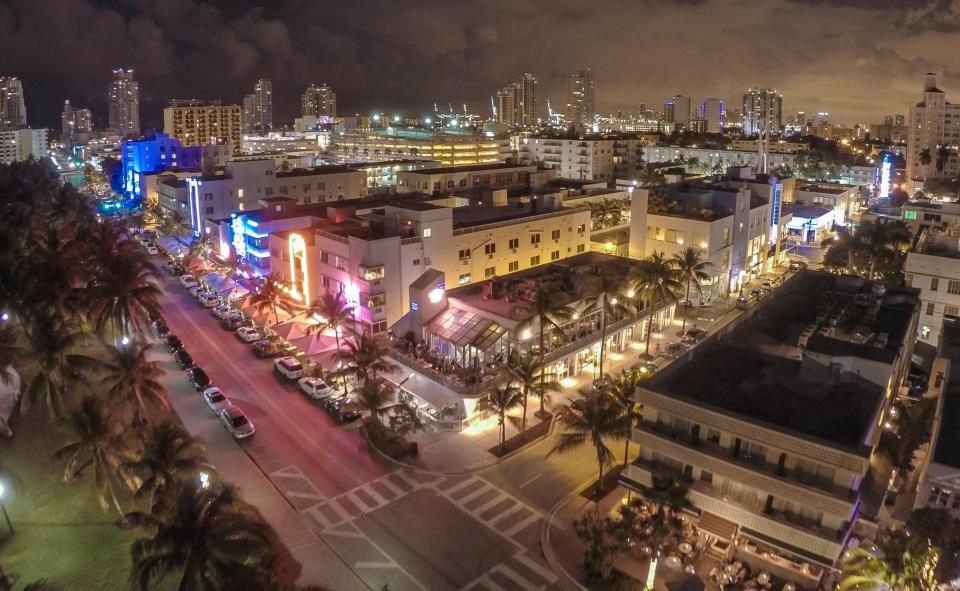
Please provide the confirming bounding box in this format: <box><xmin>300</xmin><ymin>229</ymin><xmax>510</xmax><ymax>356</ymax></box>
<box><xmin>202</xmin><ymin>387</ymin><xmax>230</xmax><ymax>414</ymax></box>
<box><xmin>236</xmin><ymin>327</ymin><xmax>263</xmax><ymax>343</ymax></box>
<box><xmin>179</xmin><ymin>275</ymin><xmax>199</xmax><ymax>288</ymax></box>
<box><xmin>211</xmin><ymin>304</ymin><xmax>233</xmax><ymax>319</ymax></box>
<box><xmin>199</xmin><ymin>293</ymin><xmax>220</xmax><ymax>308</ymax></box>
<box><xmin>145</xmin><ymin>245</ymin><xmax>159</xmax><ymax>255</ymax></box>
<box><xmin>273</xmin><ymin>356</ymin><xmax>304</xmax><ymax>380</ymax></box>
<box><xmin>219</xmin><ymin>405</ymin><xmax>255</xmax><ymax>439</ymax></box>
<box><xmin>299</xmin><ymin>377</ymin><xmax>333</xmax><ymax>400</ymax></box>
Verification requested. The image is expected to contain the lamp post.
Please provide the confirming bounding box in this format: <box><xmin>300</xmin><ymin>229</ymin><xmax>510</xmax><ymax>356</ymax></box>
<box><xmin>0</xmin><ymin>484</ymin><xmax>14</xmax><ymax>536</ymax></box>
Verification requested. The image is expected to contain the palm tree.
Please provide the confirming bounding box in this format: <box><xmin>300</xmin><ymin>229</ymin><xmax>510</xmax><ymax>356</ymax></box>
<box><xmin>604</xmin><ymin>371</ymin><xmax>640</xmax><ymax>467</ymax></box>
<box><xmin>122</xmin><ymin>421</ymin><xmax>207</xmax><ymax>515</ymax></box>
<box><xmin>634</xmin><ymin>251</ymin><xmax>682</xmax><ymax>354</ymax></box>
<box><xmin>517</xmin><ymin>287</ymin><xmax>571</xmax><ymax>413</ymax></box>
<box><xmin>671</xmin><ymin>247</ymin><xmax>713</xmax><ymax>335</ymax></box>
<box><xmin>936</xmin><ymin>145</ymin><xmax>951</xmax><ymax>176</ymax></box>
<box><xmin>341</xmin><ymin>332</ymin><xmax>395</xmax><ymax>387</ymax></box>
<box><xmin>160</xmin><ymin>209</ymin><xmax>192</xmax><ymax>242</ymax></box>
<box><xmin>479</xmin><ymin>384</ymin><xmax>523</xmax><ymax>456</ymax></box>
<box><xmin>838</xmin><ymin>533</ymin><xmax>940</xmax><ymax>591</ymax></box>
<box><xmin>549</xmin><ymin>389</ymin><xmax>630</xmax><ymax>496</ymax></box>
<box><xmin>355</xmin><ymin>378</ymin><xmax>394</xmax><ymax>431</ymax></box>
<box><xmin>245</xmin><ymin>273</ymin><xmax>293</xmax><ymax>326</ymax></box>
<box><xmin>20</xmin><ymin>314</ymin><xmax>98</xmax><ymax>417</ymax></box>
<box><xmin>304</xmin><ymin>292</ymin><xmax>356</xmax><ymax>397</ymax></box>
<box><xmin>0</xmin><ymin>326</ymin><xmax>26</xmax><ymax>386</ymax></box>
<box><xmin>98</xmin><ymin>340</ymin><xmax>168</xmax><ymax>426</ymax></box>
<box><xmin>54</xmin><ymin>396</ymin><xmax>136</xmax><ymax>516</ymax></box>
<box><xmin>88</xmin><ymin>249</ymin><xmax>164</xmax><ymax>338</ymax></box>
<box><xmin>919</xmin><ymin>147</ymin><xmax>932</xmax><ymax>183</ymax></box>
<box><xmin>581</xmin><ymin>268</ymin><xmax>630</xmax><ymax>377</ymax></box>
<box><xmin>129</xmin><ymin>482</ymin><xmax>274</xmax><ymax>591</ymax></box>
<box><xmin>505</xmin><ymin>353</ymin><xmax>559</xmax><ymax>438</ymax></box>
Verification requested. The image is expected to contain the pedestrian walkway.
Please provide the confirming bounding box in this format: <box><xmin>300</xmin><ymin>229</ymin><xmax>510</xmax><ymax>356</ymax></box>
<box><xmin>436</xmin><ymin>474</ymin><xmax>545</xmax><ymax>541</ymax></box>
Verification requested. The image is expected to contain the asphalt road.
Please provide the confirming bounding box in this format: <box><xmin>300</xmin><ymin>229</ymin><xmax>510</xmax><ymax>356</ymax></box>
<box><xmin>155</xmin><ymin>272</ymin><xmax>598</xmax><ymax>590</ymax></box>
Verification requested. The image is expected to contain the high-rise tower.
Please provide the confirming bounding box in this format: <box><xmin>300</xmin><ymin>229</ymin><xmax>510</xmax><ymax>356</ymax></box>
<box><xmin>108</xmin><ymin>68</ymin><xmax>140</xmax><ymax>137</ymax></box>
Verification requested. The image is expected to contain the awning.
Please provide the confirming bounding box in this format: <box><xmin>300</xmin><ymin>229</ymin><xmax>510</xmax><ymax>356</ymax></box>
<box><xmin>157</xmin><ymin>236</ymin><xmax>186</xmax><ymax>256</ymax></box>
<box><xmin>427</xmin><ymin>307</ymin><xmax>505</xmax><ymax>351</ymax></box>
<box><xmin>271</xmin><ymin>319</ymin><xmax>311</xmax><ymax>341</ymax></box>
<box><xmin>697</xmin><ymin>511</ymin><xmax>738</xmax><ymax>540</ymax></box>
<box><xmin>740</xmin><ymin>527</ymin><xmax>836</xmax><ymax>569</ymax></box>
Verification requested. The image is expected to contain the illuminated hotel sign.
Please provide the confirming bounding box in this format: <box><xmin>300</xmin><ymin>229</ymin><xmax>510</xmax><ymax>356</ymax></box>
<box><xmin>288</xmin><ymin>233</ymin><xmax>309</xmax><ymax>303</ymax></box>
<box><xmin>878</xmin><ymin>153</ymin><xmax>892</xmax><ymax>199</ymax></box>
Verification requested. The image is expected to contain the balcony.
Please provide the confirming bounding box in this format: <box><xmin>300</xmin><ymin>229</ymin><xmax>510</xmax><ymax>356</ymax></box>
<box><xmin>635</xmin><ymin>421</ymin><xmax>857</xmax><ymax>505</ymax></box>
<box><xmin>358</xmin><ymin>264</ymin><xmax>385</xmax><ymax>281</ymax></box>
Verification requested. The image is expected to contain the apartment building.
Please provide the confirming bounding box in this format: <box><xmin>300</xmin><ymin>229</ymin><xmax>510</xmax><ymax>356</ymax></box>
<box><xmin>793</xmin><ymin>182</ymin><xmax>860</xmax><ymax>225</ymax></box>
<box><xmin>352</xmin><ymin>159</ymin><xmax>439</xmax><ymax>192</ymax></box>
<box><xmin>516</xmin><ymin>134</ymin><xmax>645</xmax><ymax>183</ymax></box>
<box><xmin>0</xmin><ymin>128</ymin><xmax>47</xmax><ymax>164</ymax></box>
<box><xmin>266</xmin><ymin>193</ymin><xmax>591</xmax><ymax>333</ymax></box>
<box><xmin>158</xmin><ymin>158</ymin><xmax>367</xmax><ymax>233</ymax></box>
<box><xmin>904</xmin><ymin>227</ymin><xmax>960</xmax><ymax>345</ymax></box>
<box><xmin>330</xmin><ymin>129</ymin><xmax>510</xmax><ymax>166</ymax></box>
<box><xmin>901</xmin><ymin>200</ymin><xmax>960</xmax><ymax>233</ymax></box>
<box><xmin>643</xmin><ymin>145</ymin><xmax>798</xmax><ymax>171</ymax></box>
<box><xmin>163</xmin><ymin>100</ymin><xmax>243</xmax><ymax>155</ymax></box>
<box><xmin>622</xmin><ymin>271</ymin><xmax>920</xmax><ymax>587</ymax></box>
<box><xmin>628</xmin><ymin>179</ymin><xmax>775</xmax><ymax>299</ymax></box>
<box><xmin>907</xmin><ymin>73</ymin><xmax>960</xmax><ymax>187</ymax></box>
<box><xmin>396</xmin><ymin>163</ymin><xmax>548</xmax><ymax>195</ymax></box>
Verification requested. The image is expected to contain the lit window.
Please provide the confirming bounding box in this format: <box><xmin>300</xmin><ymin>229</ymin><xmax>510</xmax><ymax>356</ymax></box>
<box><xmin>423</xmin><ymin>228</ymin><xmax>432</xmax><ymax>238</ymax></box>
<box><xmin>458</xmin><ymin>273</ymin><xmax>471</xmax><ymax>285</ymax></box>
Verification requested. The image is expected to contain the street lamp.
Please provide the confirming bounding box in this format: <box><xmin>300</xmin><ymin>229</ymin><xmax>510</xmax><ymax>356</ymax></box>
<box><xmin>120</xmin><ymin>335</ymin><xmax>130</xmax><ymax>346</ymax></box>
<box><xmin>0</xmin><ymin>483</ymin><xmax>14</xmax><ymax>535</ymax></box>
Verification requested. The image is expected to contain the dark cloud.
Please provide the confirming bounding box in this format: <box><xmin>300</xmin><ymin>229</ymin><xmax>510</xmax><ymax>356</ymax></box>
<box><xmin>2</xmin><ymin>0</ymin><xmax>959</xmax><ymax>131</ymax></box>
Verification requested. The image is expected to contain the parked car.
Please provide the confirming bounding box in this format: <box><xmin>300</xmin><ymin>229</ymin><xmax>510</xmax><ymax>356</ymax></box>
<box><xmin>152</xmin><ymin>319</ymin><xmax>169</xmax><ymax>338</ymax></box>
<box><xmin>750</xmin><ymin>288</ymin><xmax>764</xmax><ymax>300</ymax></box>
<box><xmin>299</xmin><ymin>377</ymin><xmax>333</xmax><ymax>400</ymax></box>
<box><xmin>661</xmin><ymin>342</ymin><xmax>688</xmax><ymax>359</ymax></box>
<box><xmin>164</xmin><ymin>334</ymin><xmax>183</xmax><ymax>352</ymax></box>
<box><xmin>174</xmin><ymin>349</ymin><xmax>195</xmax><ymax>369</ymax></box>
<box><xmin>188</xmin><ymin>366</ymin><xmax>212</xmax><ymax>391</ymax></box>
<box><xmin>164</xmin><ymin>261</ymin><xmax>186</xmax><ymax>276</ymax></box>
<box><xmin>273</xmin><ymin>356</ymin><xmax>304</xmax><ymax>380</ymax></box>
<box><xmin>202</xmin><ymin>387</ymin><xmax>230</xmax><ymax>414</ymax></box>
<box><xmin>189</xmin><ymin>286</ymin><xmax>207</xmax><ymax>299</ymax></box>
<box><xmin>146</xmin><ymin>245</ymin><xmax>159</xmax><ymax>256</ymax></box>
<box><xmin>198</xmin><ymin>293</ymin><xmax>220</xmax><ymax>308</ymax></box>
<box><xmin>219</xmin><ymin>405</ymin><xmax>255</xmax><ymax>439</ymax></box>
<box><xmin>179</xmin><ymin>274</ymin><xmax>199</xmax><ymax>288</ymax></box>
<box><xmin>789</xmin><ymin>259</ymin><xmax>808</xmax><ymax>271</ymax></box>
<box><xmin>210</xmin><ymin>305</ymin><xmax>233</xmax><ymax>319</ymax></box>
<box><xmin>736</xmin><ymin>293</ymin><xmax>757</xmax><ymax>310</ymax></box>
<box><xmin>236</xmin><ymin>327</ymin><xmax>264</xmax><ymax>343</ymax></box>
<box><xmin>220</xmin><ymin>314</ymin><xmax>252</xmax><ymax>331</ymax></box>
<box><xmin>631</xmin><ymin>360</ymin><xmax>659</xmax><ymax>376</ymax></box>
<box><xmin>681</xmin><ymin>328</ymin><xmax>708</xmax><ymax>344</ymax></box>
<box><xmin>251</xmin><ymin>340</ymin><xmax>279</xmax><ymax>358</ymax></box>
<box><xmin>323</xmin><ymin>396</ymin><xmax>362</xmax><ymax>423</ymax></box>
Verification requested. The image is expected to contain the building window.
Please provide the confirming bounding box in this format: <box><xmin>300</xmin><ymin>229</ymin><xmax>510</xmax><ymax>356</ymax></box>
<box><xmin>205</xmin><ymin>207</ymin><xmax>214</xmax><ymax>214</ymax></box>
<box><xmin>458</xmin><ymin>273</ymin><xmax>471</xmax><ymax>285</ymax></box>
<box><xmin>485</xmin><ymin>266</ymin><xmax>496</xmax><ymax>278</ymax></box>
<box><xmin>931</xmin><ymin>277</ymin><xmax>939</xmax><ymax>291</ymax></box>
<box><xmin>423</xmin><ymin>228</ymin><xmax>432</xmax><ymax>238</ymax></box>
<box><xmin>700</xmin><ymin>470</ymin><xmax>713</xmax><ymax>484</ymax></box>
<box><xmin>577</xmin><ymin>244</ymin><xmax>586</xmax><ymax>253</ymax></box>
<box><xmin>508</xmin><ymin>261</ymin><xmax>519</xmax><ymax>272</ymax></box>
<box><xmin>531</xmin><ymin>233</ymin><xmax>541</xmax><ymax>245</ymax></box>
<box><xmin>530</xmin><ymin>255</ymin><xmax>540</xmax><ymax>266</ymax></box>
<box><xmin>927</xmin><ymin>302</ymin><xmax>935</xmax><ymax>315</ymax></box>
<box><xmin>551</xmin><ymin>250</ymin><xmax>560</xmax><ymax>261</ymax></box>
<box><xmin>551</xmin><ymin>229</ymin><xmax>561</xmax><ymax>240</ymax></box>
<box><xmin>947</xmin><ymin>305</ymin><xmax>960</xmax><ymax>318</ymax></box>
<box><xmin>372</xmin><ymin>321</ymin><xmax>387</xmax><ymax>334</ymax></box>
<box><xmin>948</xmin><ymin>280</ymin><xmax>960</xmax><ymax>295</ymax></box>
<box><xmin>508</xmin><ymin>238</ymin><xmax>519</xmax><ymax>249</ymax></box>
<box><xmin>930</xmin><ymin>486</ymin><xmax>952</xmax><ymax>506</ymax></box>
<box><xmin>577</xmin><ymin>224</ymin><xmax>586</xmax><ymax>234</ymax></box>
<box><xmin>412</xmin><ymin>259</ymin><xmax>420</xmax><ymax>266</ymax></box>
<box><xmin>458</xmin><ymin>249</ymin><xmax>471</xmax><ymax>260</ymax></box>
<box><xmin>485</xmin><ymin>243</ymin><xmax>496</xmax><ymax>255</ymax></box>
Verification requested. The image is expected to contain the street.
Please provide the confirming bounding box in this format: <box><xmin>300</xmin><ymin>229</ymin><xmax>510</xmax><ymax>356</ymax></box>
<box><xmin>155</xmin><ymin>275</ymin><xmax>594</xmax><ymax>590</ymax></box>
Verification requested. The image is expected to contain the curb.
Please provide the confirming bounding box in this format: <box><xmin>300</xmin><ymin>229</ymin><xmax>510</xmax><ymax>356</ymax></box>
<box><xmin>540</xmin><ymin>475</ymin><xmax>596</xmax><ymax>591</ymax></box>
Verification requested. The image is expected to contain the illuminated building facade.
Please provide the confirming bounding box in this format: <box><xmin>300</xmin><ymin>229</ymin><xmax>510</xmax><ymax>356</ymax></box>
<box><xmin>108</xmin><ymin>68</ymin><xmax>139</xmax><ymax>137</ymax></box>
<box><xmin>61</xmin><ymin>100</ymin><xmax>92</xmax><ymax>147</ymax></box>
<box><xmin>330</xmin><ymin>129</ymin><xmax>510</xmax><ymax>166</ymax></box>
<box><xmin>907</xmin><ymin>73</ymin><xmax>960</xmax><ymax>187</ymax></box>
<box><xmin>0</xmin><ymin>76</ymin><xmax>27</xmax><ymax>131</ymax></box>
<box><xmin>517</xmin><ymin>135</ymin><xmax>645</xmax><ymax>182</ymax></box>
<box><xmin>252</xmin><ymin>79</ymin><xmax>272</xmax><ymax>135</ymax></box>
<box><xmin>163</xmin><ymin>100</ymin><xmax>243</xmax><ymax>155</ymax></box>
<box><xmin>301</xmin><ymin>84</ymin><xmax>336</xmax><ymax>119</ymax></box>
<box><xmin>121</xmin><ymin>132</ymin><xmax>202</xmax><ymax>199</ymax></box>
<box><xmin>664</xmin><ymin>94</ymin><xmax>691</xmax><ymax>128</ymax></box>
<box><xmin>700</xmin><ymin>98</ymin><xmax>725</xmax><ymax>134</ymax></box>
<box><xmin>565</xmin><ymin>68</ymin><xmax>595</xmax><ymax>125</ymax></box>
<box><xmin>742</xmin><ymin>87</ymin><xmax>783</xmax><ymax>136</ymax></box>
<box><xmin>0</xmin><ymin>128</ymin><xmax>47</xmax><ymax>165</ymax></box>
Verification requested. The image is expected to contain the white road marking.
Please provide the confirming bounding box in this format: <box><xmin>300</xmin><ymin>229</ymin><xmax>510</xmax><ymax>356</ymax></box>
<box><xmin>498</xmin><ymin>564</ymin><xmax>538</xmax><ymax>589</ymax></box>
<box><xmin>354</xmin><ymin>561</ymin><xmax>396</xmax><ymax>569</ymax></box>
<box><xmin>518</xmin><ymin>473</ymin><xmax>542</xmax><ymax>489</ymax></box>
<box><xmin>503</xmin><ymin>512</ymin><xmax>541</xmax><ymax>537</ymax></box>
<box><xmin>514</xmin><ymin>552</ymin><xmax>558</xmax><ymax>583</ymax></box>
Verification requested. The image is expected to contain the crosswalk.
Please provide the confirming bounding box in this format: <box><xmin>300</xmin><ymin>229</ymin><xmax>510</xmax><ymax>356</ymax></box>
<box><xmin>303</xmin><ymin>469</ymin><xmax>440</xmax><ymax>532</ymax></box>
<box><xmin>436</xmin><ymin>474</ymin><xmax>544</xmax><ymax>541</ymax></box>
<box><xmin>463</xmin><ymin>551</ymin><xmax>558</xmax><ymax>591</ymax></box>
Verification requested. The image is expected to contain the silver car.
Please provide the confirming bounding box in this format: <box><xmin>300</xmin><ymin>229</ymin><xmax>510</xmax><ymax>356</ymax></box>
<box><xmin>219</xmin><ymin>405</ymin><xmax>255</xmax><ymax>439</ymax></box>
<box><xmin>202</xmin><ymin>387</ymin><xmax>230</xmax><ymax>414</ymax></box>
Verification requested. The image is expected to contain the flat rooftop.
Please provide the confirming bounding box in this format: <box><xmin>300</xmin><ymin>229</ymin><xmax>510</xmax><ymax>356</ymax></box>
<box><xmin>914</xmin><ymin>228</ymin><xmax>960</xmax><ymax>259</ymax></box>
<box><xmin>797</xmin><ymin>184</ymin><xmax>851</xmax><ymax>195</ymax></box>
<box><xmin>451</xmin><ymin>200</ymin><xmax>585</xmax><ymax>229</ymax></box>
<box><xmin>936</xmin><ymin>323</ymin><xmax>960</xmax><ymax>468</ymax></box>
<box><xmin>647</xmin><ymin>270</ymin><xmax>919</xmax><ymax>451</ymax></box>
<box><xmin>782</xmin><ymin>203</ymin><xmax>833</xmax><ymax>219</ymax></box>
<box><xmin>407</xmin><ymin>163</ymin><xmax>533</xmax><ymax>175</ymax></box>
<box><xmin>276</xmin><ymin>164</ymin><xmax>357</xmax><ymax>178</ymax></box>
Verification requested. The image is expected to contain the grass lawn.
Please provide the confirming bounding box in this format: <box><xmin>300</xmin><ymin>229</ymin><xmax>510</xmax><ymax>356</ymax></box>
<box><xmin>0</xmin><ymin>407</ymin><xmax>172</xmax><ymax>591</ymax></box>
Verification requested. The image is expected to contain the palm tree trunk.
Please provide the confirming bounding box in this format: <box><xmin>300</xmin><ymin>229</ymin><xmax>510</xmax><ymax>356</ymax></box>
<box><xmin>538</xmin><ymin>321</ymin><xmax>546</xmax><ymax>414</ymax></box>
<box><xmin>335</xmin><ymin>331</ymin><xmax>348</xmax><ymax>398</ymax></box>
<box><xmin>520</xmin><ymin>385</ymin><xmax>528</xmax><ymax>441</ymax></box>
<box><xmin>598</xmin><ymin>305</ymin><xmax>608</xmax><ymax>377</ymax></box>
<box><xmin>596</xmin><ymin>456</ymin><xmax>604</xmax><ymax>498</ymax></box>
<box><xmin>645</xmin><ymin>295</ymin><xmax>658</xmax><ymax>354</ymax></box>
<box><xmin>681</xmin><ymin>279</ymin><xmax>691</xmax><ymax>335</ymax></box>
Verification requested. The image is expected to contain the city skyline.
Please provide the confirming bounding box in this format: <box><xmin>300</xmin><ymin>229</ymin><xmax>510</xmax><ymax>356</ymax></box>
<box><xmin>2</xmin><ymin>0</ymin><xmax>958</xmax><ymax>130</ymax></box>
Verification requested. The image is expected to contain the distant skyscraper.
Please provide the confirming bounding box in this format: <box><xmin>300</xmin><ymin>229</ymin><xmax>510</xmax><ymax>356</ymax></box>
<box><xmin>495</xmin><ymin>73</ymin><xmax>538</xmax><ymax>127</ymax></box>
<box><xmin>0</xmin><ymin>77</ymin><xmax>27</xmax><ymax>131</ymax></box>
<box><xmin>61</xmin><ymin>100</ymin><xmax>92</xmax><ymax>146</ymax></box>
<box><xmin>242</xmin><ymin>94</ymin><xmax>255</xmax><ymax>135</ymax></box>
<box><xmin>664</xmin><ymin>94</ymin><xmax>691</xmax><ymax>128</ymax></box>
<box><xmin>741</xmin><ymin>88</ymin><xmax>782</xmax><ymax>136</ymax></box>
<box><xmin>301</xmin><ymin>84</ymin><xmax>336</xmax><ymax>119</ymax></box>
<box><xmin>108</xmin><ymin>68</ymin><xmax>140</xmax><ymax>137</ymax></box>
<box><xmin>252</xmin><ymin>79</ymin><xmax>272</xmax><ymax>134</ymax></box>
<box><xmin>700</xmin><ymin>98</ymin><xmax>725</xmax><ymax>133</ymax></box>
<box><xmin>163</xmin><ymin>100</ymin><xmax>243</xmax><ymax>155</ymax></box>
<box><xmin>565</xmin><ymin>68</ymin><xmax>595</xmax><ymax>125</ymax></box>
<box><xmin>908</xmin><ymin>73</ymin><xmax>960</xmax><ymax>183</ymax></box>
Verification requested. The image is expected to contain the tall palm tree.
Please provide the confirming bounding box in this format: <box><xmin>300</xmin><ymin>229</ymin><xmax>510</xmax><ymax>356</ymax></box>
<box><xmin>98</xmin><ymin>340</ymin><xmax>168</xmax><ymax>426</ymax></box>
<box><xmin>604</xmin><ymin>371</ymin><xmax>640</xmax><ymax>467</ymax></box>
<box><xmin>20</xmin><ymin>314</ymin><xmax>98</xmax><ymax>417</ymax></box>
<box><xmin>936</xmin><ymin>145</ymin><xmax>951</xmax><ymax>176</ymax></box>
<box><xmin>245</xmin><ymin>273</ymin><xmax>293</xmax><ymax>326</ymax></box>
<box><xmin>549</xmin><ymin>389</ymin><xmax>630</xmax><ymax>496</ymax></box>
<box><xmin>160</xmin><ymin>209</ymin><xmax>192</xmax><ymax>242</ymax></box>
<box><xmin>341</xmin><ymin>332</ymin><xmax>395</xmax><ymax>387</ymax></box>
<box><xmin>304</xmin><ymin>292</ymin><xmax>356</xmax><ymax>397</ymax></box>
<box><xmin>581</xmin><ymin>268</ymin><xmax>630</xmax><ymax>377</ymax></box>
<box><xmin>505</xmin><ymin>353</ymin><xmax>559</xmax><ymax>438</ymax></box>
<box><xmin>671</xmin><ymin>247</ymin><xmax>713</xmax><ymax>335</ymax></box>
<box><xmin>633</xmin><ymin>251</ymin><xmax>682</xmax><ymax>354</ymax></box>
<box><xmin>355</xmin><ymin>378</ymin><xmax>394</xmax><ymax>430</ymax></box>
<box><xmin>919</xmin><ymin>148</ymin><xmax>932</xmax><ymax>183</ymax></box>
<box><xmin>122</xmin><ymin>421</ymin><xmax>207</xmax><ymax>515</ymax></box>
<box><xmin>129</xmin><ymin>483</ymin><xmax>274</xmax><ymax>591</ymax></box>
<box><xmin>54</xmin><ymin>396</ymin><xmax>136</xmax><ymax>516</ymax></box>
<box><xmin>479</xmin><ymin>384</ymin><xmax>523</xmax><ymax>456</ymax></box>
<box><xmin>517</xmin><ymin>287</ymin><xmax>571</xmax><ymax>413</ymax></box>
<box><xmin>88</xmin><ymin>249</ymin><xmax>164</xmax><ymax>338</ymax></box>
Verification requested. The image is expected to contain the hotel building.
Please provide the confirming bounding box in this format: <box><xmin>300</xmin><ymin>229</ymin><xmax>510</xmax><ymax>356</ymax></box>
<box><xmin>516</xmin><ymin>134</ymin><xmax>646</xmax><ymax>183</ymax></box>
<box><xmin>163</xmin><ymin>100</ymin><xmax>243</xmax><ymax>155</ymax></box>
<box><xmin>907</xmin><ymin>73</ymin><xmax>960</xmax><ymax>187</ymax></box>
<box><xmin>330</xmin><ymin>129</ymin><xmax>510</xmax><ymax>166</ymax></box>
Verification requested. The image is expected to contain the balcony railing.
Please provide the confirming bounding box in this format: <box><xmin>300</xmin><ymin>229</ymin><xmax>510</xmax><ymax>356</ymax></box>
<box><xmin>637</xmin><ymin>421</ymin><xmax>857</xmax><ymax>501</ymax></box>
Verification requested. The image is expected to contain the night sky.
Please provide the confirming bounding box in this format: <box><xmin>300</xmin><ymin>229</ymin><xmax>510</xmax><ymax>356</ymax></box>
<box><xmin>3</xmin><ymin>0</ymin><xmax>959</xmax><ymax>131</ymax></box>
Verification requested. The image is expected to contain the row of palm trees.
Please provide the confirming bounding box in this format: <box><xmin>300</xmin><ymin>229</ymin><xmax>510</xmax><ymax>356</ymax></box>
<box><xmin>822</xmin><ymin>219</ymin><xmax>911</xmax><ymax>281</ymax></box>
<box><xmin>0</xmin><ymin>160</ymin><xmax>303</xmax><ymax>589</ymax></box>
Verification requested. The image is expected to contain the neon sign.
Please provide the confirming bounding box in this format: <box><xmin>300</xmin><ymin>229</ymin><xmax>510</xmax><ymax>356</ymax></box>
<box><xmin>288</xmin><ymin>233</ymin><xmax>309</xmax><ymax>303</ymax></box>
<box><xmin>231</xmin><ymin>215</ymin><xmax>246</xmax><ymax>259</ymax></box>
<box><xmin>878</xmin><ymin>153</ymin><xmax>892</xmax><ymax>199</ymax></box>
